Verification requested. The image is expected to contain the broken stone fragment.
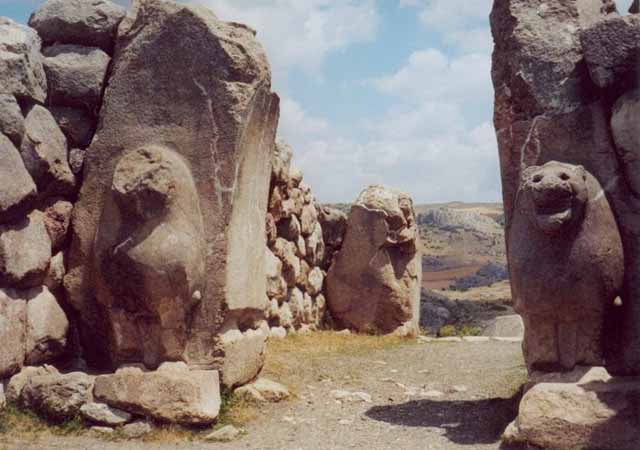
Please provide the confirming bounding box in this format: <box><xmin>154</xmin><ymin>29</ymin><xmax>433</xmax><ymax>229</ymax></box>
<box><xmin>0</xmin><ymin>18</ymin><xmax>47</xmax><ymax>103</ymax></box>
<box><xmin>80</xmin><ymin>402</ymin><xmax>132</xmax><ymax>426</ymax></box>
<box><xmin>41</xmin><ymin>198</ymin><xmax>73</xmax><ymax>253</ymax></box>
<box><xmin>0</xmin><ymin>210</ymin><xmax>52</xmax><ymax>289</ymax></box>
<box><xmin>42</xmin><ymin>44</ymin><xmax>110</xmax><ymax>110</ymax></box>
<box><xmin>220</xmin><ymin>324</ymin><xmax>268</xmax><ymax>389</ymax></box>
<box><xmin>28</xmin><ymin>0</ymin><xmax>126</xmax><ymax>54</ymax></box>
<box><xmin>0</xmin><ymin>133</ymin><xmax>37</xmax><ymax>224</ymax></box>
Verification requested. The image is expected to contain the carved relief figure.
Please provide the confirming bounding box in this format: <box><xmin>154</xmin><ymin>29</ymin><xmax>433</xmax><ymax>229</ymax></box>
<box><xmin>508</xmin><ymin>161</ymin><xmax>623</xmax><ymax>371</ymax></box>
<box><xmin>94</xmin><ymin>145</ymin><xmax>206</xmax><ymax>368</ymax></box>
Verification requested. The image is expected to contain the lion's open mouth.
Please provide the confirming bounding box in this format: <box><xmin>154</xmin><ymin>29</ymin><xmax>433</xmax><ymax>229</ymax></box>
<box><xmin>534</xmin><ymin>198</ymin><xmax>573</xmax><ymax>234</ymax></box>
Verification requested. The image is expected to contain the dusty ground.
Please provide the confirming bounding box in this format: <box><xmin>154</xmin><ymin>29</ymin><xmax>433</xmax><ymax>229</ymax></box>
<box><xmin>1</xmin><ymin>333</ymin><xmax>528</xmax><ymax>450</ymax></box>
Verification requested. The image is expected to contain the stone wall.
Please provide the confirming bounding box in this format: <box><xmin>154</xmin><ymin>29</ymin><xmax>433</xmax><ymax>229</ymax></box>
<box><xmin>264</xmin><ymin>139</ymin><xmax>347</xmax><ymax>335</ymax></box>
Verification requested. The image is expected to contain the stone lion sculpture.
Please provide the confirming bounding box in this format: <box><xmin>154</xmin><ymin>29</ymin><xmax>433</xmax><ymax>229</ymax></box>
<box><xmin>94</xmin><ymin>145</ymin><xmax>206</xmax><ymax>368</ymax></box>
<box><xmin>508</xmin><ymin>161</ymin><xmax>623</xmax><ymax>371</ymax></box>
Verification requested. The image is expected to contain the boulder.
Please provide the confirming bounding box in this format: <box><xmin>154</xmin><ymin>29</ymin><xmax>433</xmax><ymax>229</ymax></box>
<box><xmin>28</xmin><ymin>0</ymin><xmax>126</xmax><ymax>53</ymax></box>
<box><xmin>305</xmin><ymin>222</ymin><xmax>325</xmax><ymax>266</ymax></box>
<box><xmin>272</xmin><ymin>138</ymin><xmax>293</xmax><ymax>184</ymax></box>
<box><xmin>0</xmin><ymin>133</ymin><xmax>37</xmax><ymax>224</ymax></box>
<box><xmin>41</xmin><ymin>199</ymin><xmax>73</xmax><ymax>253</ymax></box>
<box><xmin>272</xmin><ymin>238</ymin><xmax>301</xmax><ymax>288</ymax></box>
<box><xmin>80</xmin><ymin>402</ymin><xmax>132</xmax><ymax>426</ymax></box>
<box><xmin>0</xmin><ymin>211</ymin><xmax>51</xmax><ymax>289</ymax></box>
<box><xmin>0</xmin><ymin>18</ymin><xmax>47</xmax><ymax>103</ymax></box>
<box><xmin>49</xmin><ymin>106</ymin><xmax>95</xmax><ymax>149</ymax></box>
<box><xmin>21</xmin><ymin>105</ymin><xmax>75</xmax><ymax>197</ymax></box>
<box><xmin>21</xmin><ymin>371</ymin><xmax>94</xmax><ymax>420</ymax></box>
<box><xmin>42</xmin><ymin>44</ymin><xmax>110</xmax><ymax>110</ymax></box>
<box><xmin>278</xmin><ymin>303</ymin><xmax>293</xmax><ymax>330</ymax></box>
<box><xmin>306</xmin><ymin>267</ymin><xmax>324</xmax><ymax>296</ymax></box>
<box><xmin>326</xmin><ymin>185</ymin><xmax>421</xmax><ymax>335</ymax></box>
<box><xmin>220</xmin><ymin>325</ymin><xmax>268</xmax><ymax>388</ymax></box>
<box><xmin>265</xmin><ymin>248</ymin><xmax>287</xmax><ymax>301</ymax></box>
<box><xmin>483</xmin><ymin>315</ymin><xmax>524</xmax><ymax>339</ymax></box>
<box><xmin>504</xmin><ymin>367</ymin><xmax>640</xmax><ymax>450</ymax></box>
<box><xmin>277</xmin><ymin>215</ymin><xmax>301</xmax><ymax>241</ymax></box>
<box><xmin>68</xmin><ymin>148</ymin><xmax>86</xmax><ymax>176</ymax></box>
<box><xmin>0</xmin><ymin>289</ymin><xmax>27</xmax><ymax>378</ymax></box>
<box><xmin>300</xmin><ymin>204</ymin><xmax>318</xmax><ymax>237</ymax></box>
<box><xmin>94</xmin><ymin>365</ymin><xmax>221</xmax><ymax>425</ymax></box>
<box><xmin>25</xmin><ymin>286</ymin><xmax>69</xmax><ymax>365</ymax></box>
<box><xmin>6</xmin><ymin>365</ymin><xmax>59</xmax><ymax>404</ymax></box>
<box><xmin>122</xmin><ymin>420</ymin><xmax>153</xmax><ymax>438</ymax></box>
<box><xmin>65</xmin><ymin>0</ymin><xmax>279</xmax><ymax>371</ymax></box>
<box><xmin>288</xmin><ymin>287</ymin><xmax>305</xmax><ymax>326</ymax></box>
<box><xmin>0</xmin><ymin>94</ymin><xmax>25</xmax><ymax>146</ymax></box>
<box><xmin>266</xmin><ymin>213</ymin><xmax>277</xmax><ymax>246</ymax></box>
<box><xmin>235</xmin><ymin>378</ymin><xmax>290</xmax><ymax>403</ymax></box>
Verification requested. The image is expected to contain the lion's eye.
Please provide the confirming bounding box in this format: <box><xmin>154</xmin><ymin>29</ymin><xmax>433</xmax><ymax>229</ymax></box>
<box><xmin>532</xmin><ymin>174</ymin><xmax>543</xmax><ymax>183</ymax></box>
<box><xmin>559</xmin><ymin>173</ymin><xmax>570</xmax><ymax>181</ymax></box>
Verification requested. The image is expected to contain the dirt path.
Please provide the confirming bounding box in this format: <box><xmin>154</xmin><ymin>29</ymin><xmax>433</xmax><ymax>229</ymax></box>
<box><xmin>1</xmin><ymin>336</ymin><xmax>528</xmax><ymax>450</ymax></box>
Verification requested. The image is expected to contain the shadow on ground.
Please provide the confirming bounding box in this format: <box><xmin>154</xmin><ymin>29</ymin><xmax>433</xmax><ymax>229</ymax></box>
<box><xmin>366</xmin><ymin>391</ymin><xmax>522</xmax><ymax>447</ymax></box>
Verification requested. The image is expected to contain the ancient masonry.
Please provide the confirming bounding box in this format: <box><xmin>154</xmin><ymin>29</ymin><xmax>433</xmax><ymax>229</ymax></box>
<box><xmin>0</xmin><ymin>0</ymin><xmax>421</xmax><ymax>429</ymax></box>
<box><xmin>491</xmin><ymin>1</ymin><xmax>640</xmax><ymax>449</ymax></box>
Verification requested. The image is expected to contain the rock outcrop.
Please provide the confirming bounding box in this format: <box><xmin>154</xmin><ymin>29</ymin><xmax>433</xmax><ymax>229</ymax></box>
<box><xmin>326</xmin><ymin>185</ymin><xmax>421</xmax><ymax>336</ymax></box>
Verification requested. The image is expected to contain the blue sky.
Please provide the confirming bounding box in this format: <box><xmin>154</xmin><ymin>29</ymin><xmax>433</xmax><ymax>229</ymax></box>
<box><xmin>1</xmin><ymin>0</ymin><xmax>499</xmax><ymax>204</ymax></box>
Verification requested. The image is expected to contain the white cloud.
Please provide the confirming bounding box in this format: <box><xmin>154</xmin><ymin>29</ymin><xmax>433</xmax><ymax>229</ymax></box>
<box><xmin>196</xmin><ymin>0</ymin><xmax>379</xmax><ymax>84</ymax></box>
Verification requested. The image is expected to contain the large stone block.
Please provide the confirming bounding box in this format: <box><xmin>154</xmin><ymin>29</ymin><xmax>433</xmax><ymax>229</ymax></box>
<box><xmin>0</xmin><ymin>289</ymin><xmax>27</xmax><ymax>378</ymax></box>
<box><xmin>94</xmin><ymin>364</ymin><xmax>220</xmax><ymax>425</ymax></box>
<box><xmin>0</xmin><ymin>211</ymin><xmax>51</xmax><ymax>289</ymax></box>
<box><xmin>25</xmin><ymin>286</ymin><xmax>69</xmax><ymax>365</ymax></box>
<box><xmin>65</xmin><ymin>0</ymin><xmax>279</xmax><ymax>370</ymax></box>
<box><xmin>42</xmin><ymin>44</ymin><xmax>110</xmax><ymax>110</ymax></box>
<box><xmin>28</xmin><ymin>0</ymin><xmax>125</xmax><ymax>54</ymax></box>
<box><xmin>21</xmin><ymin>371</ymin><xmax>94</xmax><ymax>420</ymax></box>
<box><xmin>326</xmin><ymin>185</ymin><xmax>421</xmax><ymax>335</ymax></box>
<box><xmin>0</xmin><ymin>18</ymin><xmax>47</xmax><ymax>103</ymax></box>
<box><xmin>0</xmin><ymin>94</ymin><xmax>25</xmax><ymax>146</ymax></box>
<box><xmin>0</xmin><ymin>133</ymin><xmax>36</xmax><ymax>224</ymax></box>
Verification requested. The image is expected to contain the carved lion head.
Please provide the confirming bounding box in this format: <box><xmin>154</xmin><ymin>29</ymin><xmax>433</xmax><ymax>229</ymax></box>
<box><xmin>520</xmin><ymin>161</ymin><xmax>588</xmax><ymax>235</ymax></box>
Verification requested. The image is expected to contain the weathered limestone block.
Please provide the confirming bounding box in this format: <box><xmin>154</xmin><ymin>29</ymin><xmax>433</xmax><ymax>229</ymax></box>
<box><xmin>266</xmin><ymin>213</ymin><xmax>277</xmax><ymax>246</ymax></box>
<box><xmin>509</xmin><ymin>162</ymin><xmax>623</xmax><ymax>371</ymax></box>
<box><xmin>277</xmin><ymin>215</ymin><xmax>301</xmax><ymax>241</ymax></box>
<box><xmin>0</xmin><ymin>289</ymin><xmax>27</xmax><ymax>378</ymax></box>
<box><xmin>21</xmin><ymin>371</ymin><xmax>94</xmax><ymax>420</ymax></box>
<box><xmin>305</xmin><ymin>221</ymin><xmax>325</xmax><ymax>267</ymax></box>
<box><xmin>306</xmin><ymin>267</ymin><xmax>324</xmax><ymax>296</ymax></box>
<box><xmin>94</xmin><ymin>364</ymin><xmax>221</xmax><ymax>425</ymax></box>
<box><xmin>278</xmin><ymin>303</ymin><xmax>293</xmax><ymax>329</ymax></box>
<box><xmin>266</xmin><ymin>248</ymin><xmax>287</xmax><ymax>301</ymax></box>
<box><xmin>504</xmin><ymin>367</ymin><xmax>640</xmax><ymax>450</ymax></box>
<box><xmin>0</xmin><ymin>18</ymin><xmax>47</xmax><ymax>103</ymax></box>
<box><xmin>300</xmin><ymin>203</ymin><xmax>318</xmax><ymax>237</ymax></box>
<box><xmin>42</xmin><ymin>44</ymin><xmax>110</xmax><ymax>110</ymax></box>
<box><xmin>25</xmin><ymin>286</ymin><xmax>69</xmax><ymax>365</ymax></box>
<box><xmin>0</xmin><ymin>94</ymin><xmax>25</xmax><ymax>146</ymax></box>
<box><xmin>272</xmin><ymin>238</ymin><xmax>301</xmax><ymax>288</ymax></box>
<box><xmin>0</xmin><ymin>134</ymin><xmax>37</xmax><ymax>224</ymax></box>
<box><xmin>297</xmin><ymin>259</ymin><xmax>310</xmax><ymax>288</ymax></box>
<box><xmin>288</xmin><ymin>287</ymin><xmax>305</xmax><ymax>326</ymax></box>
<box><xmin>65</xmin><ymin>0</ymin><xmax>279</xmax><ymax>371</ymax></box>
<box><xmin>21</xmin><ymin>105</ymin><xmax>75</xmax><ymax>197</ymax></box>
<box><xmin>28</xmin><ymin>0</ymin><xmax>126</xmax><ymax>53</ymax></box>
<box><xmin>295</xmin><ymin>235</ymin><xmax>307</xmax><ymax>259</ymax></box>
<box><xmin>6</xmin><ymin>365</ymin><xmax>58</xmax><ymax>404</ymax></box>
<box><xmin>272</xmin><ymin>138</ymin><xmax>293</xmax><ymax>184</ymax></box>
<box><xmin>0</xmin><ymin>211</ymin><xmax>51</xmax><ymax>289</ymax></box>
<box><xmin>220</xmin><ymin>324</ymin><xmax>268</xmax><ymax>388</ymax></box>
<box><xmin>326</xmin><ymin>185</ymin><xmax>421</xmax><ymax>335</ymax></box>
